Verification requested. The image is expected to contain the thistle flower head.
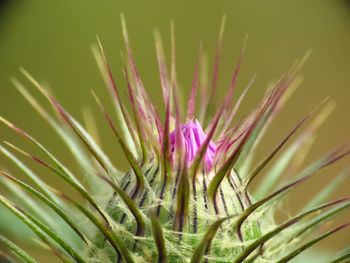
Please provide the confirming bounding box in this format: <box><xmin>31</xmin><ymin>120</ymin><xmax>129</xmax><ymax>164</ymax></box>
<box><xmin>170</xmin><ymin>120</ymin><xmax>217</xmax><ymax>172</ymax></box>
<box><xmin>0</xmin><ymin>16</ymin><xmax>349</xmax><ymax>263</ymax></box>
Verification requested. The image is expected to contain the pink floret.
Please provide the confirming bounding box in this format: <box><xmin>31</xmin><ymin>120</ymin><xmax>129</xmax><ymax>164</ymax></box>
<box><xmin>170</xmin><ymin>120</ymin><xmax>217</xmax><ymax>171</ymax></box>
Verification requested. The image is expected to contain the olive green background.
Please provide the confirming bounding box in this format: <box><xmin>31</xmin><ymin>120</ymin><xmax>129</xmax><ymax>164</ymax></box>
<box><xmin>0</xmin><ymin>0</ymin><xmax>349</xmax><ymax>262</ymax></box>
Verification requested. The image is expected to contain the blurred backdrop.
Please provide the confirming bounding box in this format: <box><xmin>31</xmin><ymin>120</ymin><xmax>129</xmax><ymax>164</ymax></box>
<box><xmin>0</xmin><ymin>0</ymin><xmax>349</xmax><ymax>262</ymax></box>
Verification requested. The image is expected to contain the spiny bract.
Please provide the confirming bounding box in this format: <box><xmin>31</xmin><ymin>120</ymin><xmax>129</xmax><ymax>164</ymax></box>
<box><xmin>0</xmin><ymin>17</ymin><xmax>349</xmax><ymax>263</ymax></box>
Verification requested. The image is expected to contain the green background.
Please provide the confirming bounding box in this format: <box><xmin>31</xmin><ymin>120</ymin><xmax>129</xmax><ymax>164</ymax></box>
<box><xmin>0</xmin><ymin>0</ymin><xmax>349</xmax><ymax>262</ymax></box>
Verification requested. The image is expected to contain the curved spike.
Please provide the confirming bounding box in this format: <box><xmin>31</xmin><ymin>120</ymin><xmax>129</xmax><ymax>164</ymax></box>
<box><xmin>302</xmin><ymin>166</ymin><xmax>350</xmax><ymax>211</ymax></box>
<box><xmin>52</xmin><ymin>188</ymin><xmax>135</xmax><ymax>263</ymax></box>
<box><xmin>0</xmin><ymin>145</ymin><xmax>59</xmax><ymax>204</ymax></box>
<box><xmin>208</xmin><ymin>36</ymin><xmax>248</xmax><ymax>136</ymax></box>
<box><xmin>224</xmin><ymin>35</ymin><xmax>248</xmax><ymax>111</ymax></box>
<box><xmin>173</xmin><ymin>76</ymin><xmax>183</xmax><ymax>169</ymax></box>
<box><xmin>154</xmin><ymin>29</ymin><xmax>170</xmax><ymax>107</ymax></box>
<box><xmin>98</xmin><ymin>174</ymin><xmax>146</xmax><ymax>237</ymax></box>
<box><xmin>12</xmin><ymin>78</ymin><xmax>99</xmax><ymax>190</ymax></box>
<box><xmin>93</xmin><ymin>92</ymin><xmax>145</xmax><ymax>198</ymax></box>
<box><xmin>34</xmin><ymin>240</ymin><xmax>72</xmax><ymax>263</ymax></box>
<box><xmin>121</xmin><ymin>14</ymin><xmax>150</xmax><ymax>106</ymax></box>
<box><xmin>20</xmin><ymin>68</ymin><xmax>122</xmax><ymax>178</ymax></box>
<box><xmin>0</xmin><ymin>116</ymin><xmax>82</xmax><ymax>187</ymax></box>
<box><xmin>171</xmin><ymin>20</ymin><xmax>180</xmax><ymax>118</ymax></box>
<box><xmin>269</xmin><ymin>200</ymin><xmax>350</xmax><ymax>253</ymax></box>
<box><xmin>0</xmin><ymin>171</ymin><xmax>91</xmax><ymax>247</ymax></box>
<box><xmin>235</xmin><ymin>145</ymin><xmax>350</xmax><ymax>241</ymax></box>
<box><xmin>244</xmin><ymin>112</ymin><xmax>310</xmax><ymax>190</ymax></box>
<box><xmin>186</xmin><ymin>43</ymin><xmax>203</xmax><ymax>122</ymax></box>
<box><xmin>202</xmin><ymin>15</ymin><xmax>226</xmax><ymax>125</ymax></box>
<box><xmin>0</xmin><ymin>235</ymin><xmax>38</xmax><ymax>263</ymax></box>
<box><xmin>0</xmin><ymin>195</ymin><xmax>87</xmax><ymax>263</ymax></box>
<box><xmin>217</xmin><ymin>75</ymin><xmax>255</xmax><ymax>139</ymax></box>
<box><xmin>190</xmin><ymin>214</ymin><xmax>236</xmax><ymax>263</ymax></box>
<box><xmin>208</xmin><ymin>113</ymin><xmax>260</xmax><ymax>214</ymax></box>
<box><xmin>48</xmin><ymin>96</ymin><xmax>110</xmax><ymax>174</ymax></box>
<box><xmin>4</xmin><ymin>141</ymin><xmax>111</xmax><ymax>226</ymax></box>
<box><xmin>157</xmin><ymin>96</ymin><xmax>172</xmax><ymax>216</ymax></box>
<box><xmin>330</xmin><ymin>250</ymin><xmax>350</xmax><ymax>263</ymax></box>
<box><xmin>276</xmin><ymin>222</ymin><xmax>350</xmax><ymax>263</ymax></box>
<box><xmin>233</xmin><ymin>198</ymin><xmax>350</xmax><ymax>263</ymax></box>
<box><xmin>124</xmin><ymin>66</ymin><xmax>149</xmax><ymax>161</ymax></box>
<box><xmin>149</xmin><ymin>209</ymin><xmax>168</xmax><ymax>263</ymax></box>
<box><xmin>173</xmin><ymin>159</ymin><xmax>190</xmax><ymax>234</ymax></box>
<box><xmin>94</xmin><ymin>37</ymin><xmax>139</xmax><ymax>156</ymax></box>
<box><xmin>254</xmin><ymin>101</ymin><xmax>336</xmax><ymax>199</ymax></box>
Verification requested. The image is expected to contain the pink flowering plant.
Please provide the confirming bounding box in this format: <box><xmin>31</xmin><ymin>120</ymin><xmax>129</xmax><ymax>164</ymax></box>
<box><xmin>0</xmin><ymin>16</ymin><xmax>349</xmax><ymax>263</ymax></box>
<box><xmin>170</xmin><ymin>120</ymin><xmax>217</xmax><ymax>172</ymax></box>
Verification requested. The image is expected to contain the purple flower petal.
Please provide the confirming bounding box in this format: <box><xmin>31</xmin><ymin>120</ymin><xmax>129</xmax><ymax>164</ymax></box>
<box><xmin>169</xmin><ymin>120</ymin><xmax>217</xmax><ymax>171</ymax></box>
